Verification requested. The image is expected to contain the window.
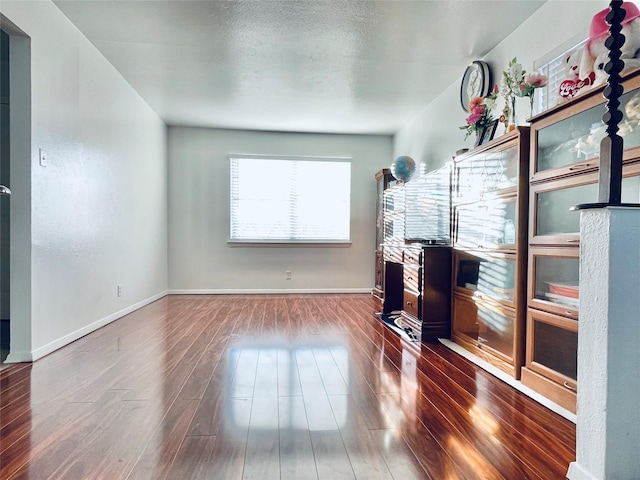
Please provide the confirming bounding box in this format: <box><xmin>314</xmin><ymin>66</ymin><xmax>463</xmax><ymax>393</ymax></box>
<box><xmin>535</xmin><ymin>39</ymin><xmax>587</xmax><ymax>112</ymax></box>
<box><xmin>229</xmin><ymin>155</ymin><xmax>351</xmax><ymax>243</ymax></box>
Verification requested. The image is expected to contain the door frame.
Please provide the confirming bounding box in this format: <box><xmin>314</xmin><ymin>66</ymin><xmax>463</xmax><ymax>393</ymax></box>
<box><xmin>1</xmin><ymin>14</ymin><xmax>32</xmax><ymax>363</ymax></box>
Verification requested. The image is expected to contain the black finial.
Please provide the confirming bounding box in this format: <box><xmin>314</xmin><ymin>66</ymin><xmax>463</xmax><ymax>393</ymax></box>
<box><xmin>599</xmin><ymin>0</ymin><xmax>625</xmax><ymax>204</ymax></box>
<box><xmin>573</xmin><ymin>0</ymin><xmax>640</xmax><ymax>210</ymax></box>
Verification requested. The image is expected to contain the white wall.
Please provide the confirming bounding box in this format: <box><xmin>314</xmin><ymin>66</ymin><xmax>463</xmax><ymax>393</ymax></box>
<box><xmin>394</xmin><ymin>0</ymin><xmax>609</xmax><ymax>171</ymax></box>
<box><xmin>0</xmin><ymin>1</ymin><xmax>168</xmax><ymax>360</ymax></box>
<box><xmin>168</xmin><ymin>127</ymin><xmax>392</xmax><ymax>292</ymax></box>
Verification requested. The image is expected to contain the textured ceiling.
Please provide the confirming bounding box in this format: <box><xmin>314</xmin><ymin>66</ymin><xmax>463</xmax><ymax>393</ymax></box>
<box><xmin>54</xmin><ymin>0</ymin><xmax>547</xmax><ymax>134</ymax></box>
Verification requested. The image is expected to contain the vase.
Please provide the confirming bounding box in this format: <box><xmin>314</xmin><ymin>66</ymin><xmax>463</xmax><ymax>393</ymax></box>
<box><xmin>509</xmin><ymin>96</ymin><xmax>517</xmax><ymax>131</ymax></box>
<box><xmin>529</xmin><ymin>93</ymin><xmax>535</xmax><ymax>118</ymax></box>
<box><xmin>474</xmin><ymin>129</ymin><xmax>482</xmax><ymax>147</ymax></box>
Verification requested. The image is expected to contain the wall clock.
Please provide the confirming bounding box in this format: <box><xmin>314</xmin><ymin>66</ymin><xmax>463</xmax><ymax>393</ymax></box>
<box><xmin>460</xmin><ymin>61</ymin><xmax>491</xmax><ymax>112</ymax></box>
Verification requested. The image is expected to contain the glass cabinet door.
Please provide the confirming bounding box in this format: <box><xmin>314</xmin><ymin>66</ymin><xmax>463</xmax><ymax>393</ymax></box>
<box><xmin>383</xmin><ymin>214</ymin><xmax>405</xmax><ymax>244</ymax></box>
<box><xmin>531</xmin><ymin>175</ymin><xmax>597</xmax><ymax>243</ymax></box>
<box><xmin>383</xmin><ymin>184</ymin><xmax>404</xmax><ymax>213</ymax></box>
<box><xmin>455</xmin><ymin>144</ymin><xmax>520</xmax><ymax>202</ymax></box>
<box><xmin>533</xmin><ymin>85</ymin><xmax>640</xmax><ymax>180</ymax></box>
<box><xmin>455</xmin><ymin>196</ymin><xmax>517</xmax><ymax>250</ymax></box>
<box><xmin>526</xmin><ymin>309</ymin><xmax>578</xmax><ymax>389</ymax></box>
<box><xmin>482</xmin><ymin>146</ymin><xmax>520</xmax><ymax>194</ymax></box>
<box><xmin>455</xmin><ymin>155</ymin><xmax>485</xmax><ymax>202</ymax></box>
<box><xmin>383</xmin><ymin>184</ymin><xmax>405</xmax><ymax>244</ymax></box>
<box><xmin>531</xmin><ymin>166</ymin><xmax>640</xmax><ymax>244</ymax></box>
<box><xmin>528</xmin><ymin>247</ymin><xmax>579</xmax><ymax>318</ymax></box>
<box><xmin>454</xmin><ymin>250</ymin><xmax>516</xmax><ymax>305</ymax></box>
<box><xmin>452</xmin><ymin>292</ymin><xmax>516</xmax><ymax>363</ymax></box>
<box><xmin>476</xmin><ymin>298</ymin><xmax>516</xmax><ymax>361</ymax></box>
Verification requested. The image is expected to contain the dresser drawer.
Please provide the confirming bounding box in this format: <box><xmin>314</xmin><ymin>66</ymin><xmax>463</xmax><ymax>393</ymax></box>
<box><xmin>384</xmin><ymin>246</ymin><xmax>403</xmax><ymax>263</ymax></box>
<box><xmin>403</xmin><ymin>290</ymin><xmax>420</xmax><ymax>318</ymax></box>
<box><xmin>403</xmin><ymin>248</ymin><xmax>422</xmax><ymax>265</ymax></box>
<box><xmin>403</xmin><ymin>264</ymin><xmax>421</xmax><ymax>293</ymax></box>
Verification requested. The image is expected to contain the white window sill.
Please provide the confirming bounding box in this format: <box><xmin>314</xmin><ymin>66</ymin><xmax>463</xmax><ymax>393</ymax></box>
<box><xmin>227</xmin><ymin>240</ymin><xmax>352</xmax><ymax>248</ymax></box>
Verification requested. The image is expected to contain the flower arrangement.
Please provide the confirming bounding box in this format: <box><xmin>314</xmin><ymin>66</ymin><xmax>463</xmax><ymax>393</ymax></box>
<box><xmin>502</xmin><ymin>57</ymin><xmax>525</xmax><ymax>102</ymax></box>
<box><xmin>459</xmin><ymin>85</ymin><xmax>499</xmax><ymax>140</ymax></box>
<box><xmin>501</xmin><ymin>57</ymin><xmax>548</xmax><ymax>126</ymax></box>
<box><xmin>518</xmin><ymin>71</ymin><xmax>548</xmax><ymax>116</ymax></box>
<box><xmin>501</xmin><ymin>57</ymin><xmax>524</xmax><ymax>129</ymax></box>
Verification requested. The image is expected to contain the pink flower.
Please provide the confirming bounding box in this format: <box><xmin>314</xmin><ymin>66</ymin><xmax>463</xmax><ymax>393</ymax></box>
<box><xmin>525</xmin><ymin>72</ymin><xmax>547</xmax><ymax>88</ymax></box>
<box><xmin>466</xmin><ymin>112</ymin><xmax>482</xmax><ymax>125</ymax></box>
<box><xmin>468</xmin><ymin>96</ymin><xmax>484</xmax><ymax>111</ymax></box>
<box><xmin>472</xmin><ymin>105</ymin><xmax>485</xmax><ymax>115</ymax></box>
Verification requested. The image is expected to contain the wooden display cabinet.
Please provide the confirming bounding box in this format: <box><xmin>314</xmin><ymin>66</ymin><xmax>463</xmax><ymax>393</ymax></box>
<box><xmin>523</xmin><ymin>69</ymin><xmax>640</xmax><ymax>413</ymax></box>
<box><xmin>372</xmin><ymin>169</ymin><xmax>395</xmax><ymax>309</ymax></box>
<box><xmin>451</xmin><ymin>127</ymin><xmax>530</xmax><ymax>378</ymax></box>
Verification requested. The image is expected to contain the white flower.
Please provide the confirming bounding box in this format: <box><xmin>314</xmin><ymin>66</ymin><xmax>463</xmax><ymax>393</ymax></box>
<box><xmin>509</xmin><ymin>62</ymin><xmax>523</xmax><ymax>83</ymax></box>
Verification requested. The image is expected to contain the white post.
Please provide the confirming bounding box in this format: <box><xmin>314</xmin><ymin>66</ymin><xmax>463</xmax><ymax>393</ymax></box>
<box><xmin>567</xmin><ymin>207</ymin><xmax>640</xmax><ymax>480</ymax></box>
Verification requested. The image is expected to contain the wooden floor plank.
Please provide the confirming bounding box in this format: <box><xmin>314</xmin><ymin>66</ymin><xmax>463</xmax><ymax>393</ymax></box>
<box><xmin>163</xmin><ymin>435</ymin><xmax>218</xmax><ymax>480</ymax></box>
<box><xmin>0</xmin><ymin>294</ymin><xmax>576</xmax><ymax>480</ymax></box>
<box><xmin>126</xmin><ymin>398</ymin><xmax>201</xmax><ymax>480</ymax></box>
<box><xmin>279</xmin><ymin>395</ymin><xmax>318</xmax><ymax>480</ymax></box>
<box><xmin>310</xmin><ymin>430</ymin><xmax>357</xmax><ymax>480</ymax></box>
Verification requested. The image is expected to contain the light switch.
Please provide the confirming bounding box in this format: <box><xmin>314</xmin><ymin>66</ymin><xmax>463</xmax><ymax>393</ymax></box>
<box><xmin>39</xmin><ymin>148</ymin><xmax>47</xmax><ymax>167</ymax></box>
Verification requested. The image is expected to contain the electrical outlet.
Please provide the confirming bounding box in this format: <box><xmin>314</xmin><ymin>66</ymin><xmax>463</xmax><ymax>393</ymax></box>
<box><xmin>285</xmin><ymin>271</ymin><xmax>292</xmax><ymax>280</ymax></box>
<box><xmin>117</xmin><ymin>284</ymin><xmax>122</xmax><ymax>297</ymax></box>
<box><xmin>39</xmin><ymin>148</ymin><xmax>47</xmax><ymax>167</ymax></box>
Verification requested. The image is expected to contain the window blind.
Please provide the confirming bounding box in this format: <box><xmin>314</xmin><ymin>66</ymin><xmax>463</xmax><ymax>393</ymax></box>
<box><xmin>536</xmin><ymin>40</ymin><xmax>587</xmax><ymax>112</ymax></box>
<box><xmin>229</xmin><ymin>156</ymin><xmax>351</xmax><ymax>243</ymax></box>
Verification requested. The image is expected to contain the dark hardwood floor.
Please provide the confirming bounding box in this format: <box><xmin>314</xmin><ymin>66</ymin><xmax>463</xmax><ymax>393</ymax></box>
<box><xmin>0</xmin><ymin>294</ymin><xmax>575</xmax><ymax>479</ymax></box>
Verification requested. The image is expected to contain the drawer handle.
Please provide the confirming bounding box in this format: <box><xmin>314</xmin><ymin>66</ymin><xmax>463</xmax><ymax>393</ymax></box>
<box><xmin>566</xmin><ymin>239</ymin><xmax>580</xmax><ymax>243</ymax></box>
<box><xmin>408</xmin><ymin>276</ymin><xmax>413</xmax><ymax>281</ymax></box>
<box><xmin>565</xmin><ymin>309</ymin><xmax>578</xmax><ymax>317</ymax></box>
<box><xmin>406</xmin><ymin>301</ymin><xmax>413</xmax><ymax>306</ymax></box>
<box><xmin>563</xmin><ymin>381</ymin><xmax>577</xmax><ymax>392</ymax></box>
<box><xmin>568</xmin><ymin>163</ymin><xmax>593</xmax><ymax>171</ymax></box>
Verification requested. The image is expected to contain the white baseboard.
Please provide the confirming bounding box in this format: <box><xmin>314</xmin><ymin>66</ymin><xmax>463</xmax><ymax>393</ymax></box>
<box><xmin>4</xmin><ymin>349</ymin><xmax>33</xmax><ymax>363</ymax></box>
<box><xmin>28</xmin><ymin>290</ymin><xmax>169</xmax><ymax>362</ymax></box>
<box><xmin>566</xmin><ymin>462</ymin><xmax>598</xmax><ymax>480</ymax></box>
<box><xmin>167</xmin><ymin>288</ymin><xmax>372</xmax><ymax>295</ymax></box>
<box><xmin>439</xmin><ymin>338</ymin><xmax>577</xmax><ymax>423</ymax></box>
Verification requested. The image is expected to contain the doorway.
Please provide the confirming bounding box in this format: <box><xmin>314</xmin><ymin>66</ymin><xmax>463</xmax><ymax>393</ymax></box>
<box><xmin>0</xmin><ymin>29</ymin><xmax>10</xmax><ymax>364</ymax></box>
<box><xmin>0</xmin><ymin>14</ymin><xmax>32</xmax><ymax>365</ymax></box>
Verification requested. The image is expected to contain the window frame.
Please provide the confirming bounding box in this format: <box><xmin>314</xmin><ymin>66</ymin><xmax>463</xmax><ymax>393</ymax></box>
<box><xmin>228</xmin><ymin>154</ymin><xmax>353</xmax><ymax>247</ymax></box>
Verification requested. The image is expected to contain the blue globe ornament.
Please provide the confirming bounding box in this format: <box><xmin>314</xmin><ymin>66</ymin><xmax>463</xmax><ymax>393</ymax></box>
<box><xmin>391</xmin><ymin>155</ymin><xmax>416</xmax><ymax>182</ymax></box>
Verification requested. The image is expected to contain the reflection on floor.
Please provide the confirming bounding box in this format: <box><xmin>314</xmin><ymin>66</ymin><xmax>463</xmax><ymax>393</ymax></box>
<box><xmin>0</xmin><ymin>294</ymin><xmax>576</xmax><ymax>479</ymax></box>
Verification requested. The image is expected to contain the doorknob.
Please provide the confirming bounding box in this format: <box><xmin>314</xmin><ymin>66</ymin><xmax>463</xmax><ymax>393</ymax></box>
<box><xmin>0</xmin><ymin>185</ymin><xmax>10</xmax><ymax>196</ymax></box>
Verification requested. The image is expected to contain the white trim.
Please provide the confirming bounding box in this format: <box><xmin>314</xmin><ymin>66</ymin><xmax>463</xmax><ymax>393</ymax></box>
<box><xmin>228</xmin><ymin>153</ymin><xmax>352</xmax><ymax>163</ymax></box>
<box><xmin>566</xmin><ymin>462</ymin><xmax>599</xmax><ymax>480</ymax></box>
<box><xmin>439</xmin><ymin>338</ymin><xmax>577</xmax><ymax>423</ymax></box>
<box><xmin>4</xmin><ymin>349</ymin><xmax>32</xmax><ymax>363</ymax></box>
<box><xmin>168</xmin><ymin>288</ymin><xmax>371</xmax><ymax>295</ymax></box>
<box><xmin>227</xmin><ymin>240</ymin><xmax>351</xmax><ymax>247</ymax></box>
<box><xmin>29</xmin><ymin>291</ymin><xmax>169</xmax><ymax>361</ymax></box>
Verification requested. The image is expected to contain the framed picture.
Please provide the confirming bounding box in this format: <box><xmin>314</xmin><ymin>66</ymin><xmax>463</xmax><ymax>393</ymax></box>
<box><xmin>479</xmin><ymin>119</ymin><xmax>499</xmax><ymax>145</ymax></box>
